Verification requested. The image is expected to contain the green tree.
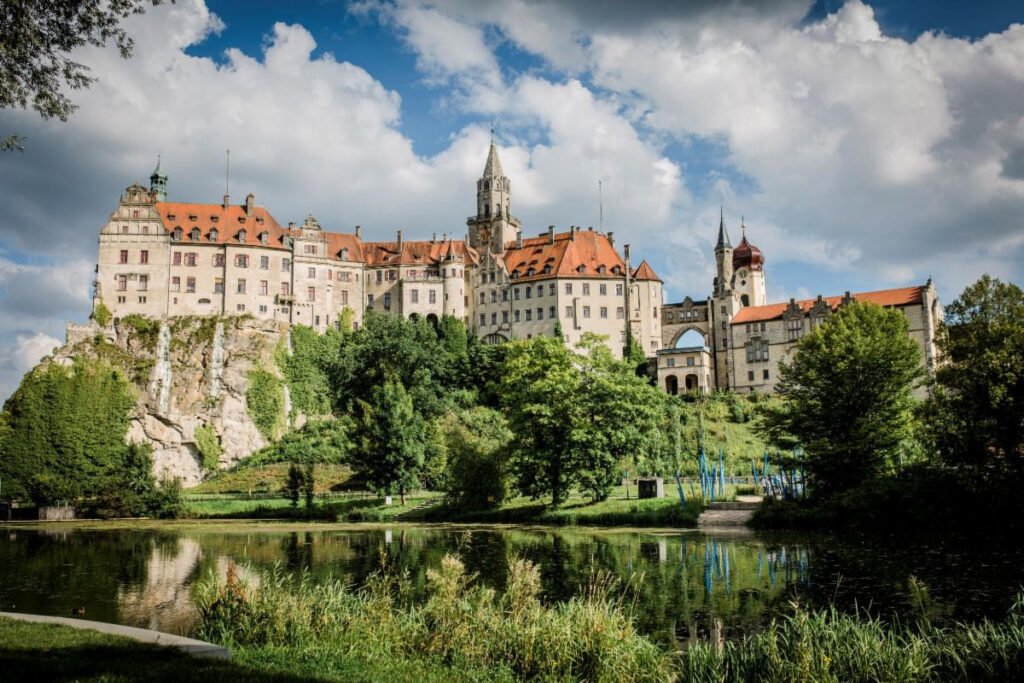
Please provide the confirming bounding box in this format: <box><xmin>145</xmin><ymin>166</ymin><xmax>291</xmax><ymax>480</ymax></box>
<box><xmin>303</xmin><ymin>463</ymin><xmax>316</xmax><ymax>509</ymax></box>
<box><xmin>440</xmin><ymin>407</ymin><xmax>513</xmax><ymax>509</ymax></box>
<box><xmin>286</xmin><ymin>463</ymin><xmax>302</xmax><ymax>508</ymax></box>
<box><xmin>351</xmin><ymin>378</ymin><xmax>425</xmax><ymax>504</ymax></box>
<box><xmin>1</xmin><ymin>0</ymin><xmax>164</xmax><ymax>151</ymax></box>
<box><xmin>924</xmin><ymin>275</ymin><xmax>1024</xmax><ymax>471</ymax></box>
<box><xmin>0</xmin><ymin>359</ymin><xmax>135</xmax><ymax>504</ymax></box>
<box><xmin>759</xmin><ymin>301</ymin><xmax>923</xmax><ymax>494</ymax></box>
<box><xmin>574</xmin><ymin>335</ymin><xmax>667</xmax><ymax>501</ymax></box>
<box><xmin>500</xmin><ymin>337</ymin><xmax>583</xmax><ymax>506</ymax></box>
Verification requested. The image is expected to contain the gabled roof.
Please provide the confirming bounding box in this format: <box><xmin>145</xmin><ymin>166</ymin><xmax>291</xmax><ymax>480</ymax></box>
<box><xmin>155</xmin><ymin>202</ymin><xmax>290</xmax><ymax>250</ymax></box>
<box><xmin>325</xmin><ymin>232</ymin><xmax>366</xmax><ymax>263</ymax></box>
<box><xmin>632</xmin><ymin>260</ymin><xmax>661</xmax><ymax>282</ymax></box>
<box><xmin>362</xmin><ymin>240</ymin><xmax>479</xmax><ymax>267</ymax></box>
<box><xmin>731</xmin><ymin>286</ymin><xmax>926</xmax><ymax>324</ymax></box>
<box><xmin>501</xmin><ymin>229</ymin><xmax>625</xmax><ymax>282</ymax></box>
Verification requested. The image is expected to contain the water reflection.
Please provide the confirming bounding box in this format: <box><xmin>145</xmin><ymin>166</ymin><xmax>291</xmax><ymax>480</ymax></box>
<box><xmin>1</xmin><ymin>526</ymin><xmax>1022</xmax><ymax>645</ymax></box>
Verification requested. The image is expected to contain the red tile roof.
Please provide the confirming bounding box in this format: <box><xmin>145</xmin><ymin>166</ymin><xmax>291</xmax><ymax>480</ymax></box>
<box><xmin>502</xmin><ymin>229</ymin><xmax>625</xmax><ymax>282</ymax></box>
<box><xmin>362</xmin><ymin>240</ymin><xmax>479</xmax><ymax>267</ymax></box>
<box><xmin>731</xmin><ymin>286</ymin><xmax>926</xmax><ymax>324</ymax></box>
<box><xmin>155</xmin><ymin>202</ymin><xmax>290</xmax><ymax>250</ymax></box>
<box><xmin>632</xmin><ymin>260</ymin><xmax>661</xmax><ymax>282</ymax></box>
<box><xmin>325</xmin><ymin>232</ymin><xmax>366</xmax><ymax>263</ymax></box>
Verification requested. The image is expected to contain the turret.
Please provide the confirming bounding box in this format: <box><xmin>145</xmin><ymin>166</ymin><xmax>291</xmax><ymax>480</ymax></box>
<box><xmin>714</xmin><ymin>207</ymin><xmax>733</xmax><ymax>296</ymax></box>
<box><xmin>149</xmin><ymin>156</ymin><xmax>167</xmax><ymax>202</ymax></box>
<box><xmin>468</xmin><ymin>136</ymin><xmax>520</xmax><ymax>253</ymax></box>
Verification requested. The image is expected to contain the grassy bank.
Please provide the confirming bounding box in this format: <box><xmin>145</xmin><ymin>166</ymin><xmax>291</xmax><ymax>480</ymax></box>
<box><xmin>191</xmin><ymin>463</ymin><xmax>355</xmax><ymax>495</ymax></box>
<box><xmin>183</xmin><ymin>484</ymin><xmax>705</xmax><ymax>527</ymax></box>
<box><xmin>195</xmin><ymin>555</ymin><xmax>1024</xmax><ymax>683</ymax></box>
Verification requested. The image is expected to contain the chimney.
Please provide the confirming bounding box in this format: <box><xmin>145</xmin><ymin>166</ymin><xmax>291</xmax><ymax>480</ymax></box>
<box><xmin>355</xmin><ymin>225</ymin><xmax>362</xmax><ymax>239</ymax></box>
<box><xmin>245</xmin><ymin>192</ymin><xmax>255</xmax><ymax>216</ymax></box>
<box><xmin>397</xmin><ymin>229</ymin><xmax>403</xmax><ymax>251</ymax></box>
<box><xmin>588</xmin><ymin>226</ymin><xmax>593</xmax><ymax>231</ymax></box>
<box><xmin>432</xmin><ymin>232</ymin><xmax>437</xmax><ymax>243</ymax></box>
<box><xmin>223</xmin><ymin>194</ymin><xmax>230</xmax><ymax>209</ymax></box>
<box><xmin>288</xmin><ymin>221</ymin><xmax>295</xmax><ymax>229</ymax></box>
<box><xmin>548</xmin><ymin>225</ymin><xmax>555</xmax><ymax>244</ymax></box>
<box><xmin>608</xmin><ymin>231</ymin><xmax>614</xmax><ymax>246</ymax></box>
<box><xmin>516</xmin><ymin>233</ymin><xmax>523</xmax><ymax>248</ymax></box>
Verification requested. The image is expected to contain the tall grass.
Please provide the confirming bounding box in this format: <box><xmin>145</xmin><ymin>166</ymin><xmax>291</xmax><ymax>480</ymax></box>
<box><xmin>195</xmin><ymin>554</ymin><xmax>673</xmax><ymax>682</ymax></box>
<box><xmin>196</xmin><ymin>556</ymin><xmax>1024</xmax><ymax>683</ymax></box>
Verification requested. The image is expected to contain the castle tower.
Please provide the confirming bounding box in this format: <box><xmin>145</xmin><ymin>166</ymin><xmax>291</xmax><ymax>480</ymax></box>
<box><xmin>731</xmin><ymin>219</ymin><xmax>766</xmax><ymax>307</ymax></box>
<box><xmin>441</xmin><ymin>241</ymin><xmax>465</xmax><ymax>319</ymax></box>
<box><xmin>713</xmin><ymin>207</ymin><xmax>732</xmax><ymax>297</ymax></box>
<box><xmin>467</xmin><ymin>138</ymin><xmax>520</xmax><ymax>253</ymax></box>
<box><xmin>149</xmin><ymin>156</ymin><xmax>167</xmax><ymax>202</ymax></box>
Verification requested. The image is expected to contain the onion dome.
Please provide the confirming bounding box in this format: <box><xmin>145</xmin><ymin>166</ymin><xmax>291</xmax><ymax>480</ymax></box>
<box><xmin>732</xmin><ymin>221</ymin><xmax>764</xmax><ymax>271</ymax></box>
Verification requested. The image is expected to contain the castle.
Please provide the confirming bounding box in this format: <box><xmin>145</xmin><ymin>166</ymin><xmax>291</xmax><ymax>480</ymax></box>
<box><xmin>94</xmin><ymin>143</ymin><xmax>941</xmax><ymax>394</ymax></box>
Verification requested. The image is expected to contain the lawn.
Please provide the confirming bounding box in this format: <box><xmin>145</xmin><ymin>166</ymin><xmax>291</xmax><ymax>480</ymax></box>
<box><xmin>191</xmin><ymin>463</ymin><xmax>355</xmax><ymax>495</ymax></box>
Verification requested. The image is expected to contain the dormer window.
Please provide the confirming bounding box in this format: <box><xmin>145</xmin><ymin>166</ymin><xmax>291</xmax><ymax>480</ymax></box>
<box><xmin>209</xmin><ymin>228</ymin><xmax>219</xmax><ymax>241</ymax></box>
<box><xmin>256</xmin><ymin>217</ymin><xmax>265</xmax><ymax>225</ymax></box>
<box><xmin>527</xmin><ymin>267</ymin><xmax>536</xmax><ymax>276</ymax></box>
<box><xmin>237</xmin><ymin>229</ymin><xmax>247</xmax><ymax>243</ymax></box>
<box><xmin>511</xmin><ymin>269</ymin><xmax>520</xmax><ymax>279</ymax></box>
<box><xmin>543</xmin><ymin>265</ymin><xmax>552</xmax><ymax>274</ymax></box>
<box><xmin>612</xmin><ymin>266</ymin><xmax>621</xmax><ymax>275</ymax></box>
<box><xmin>597</xmin><ymin>265</ymin><xmax>607</xmax><ymax>274</ymax></box>
<box><xmin>167</xmin><ymin>213</ymin><xmax>176</xmax><ymax>220</ymax></box>
<box><xmin>237</xmin><ymin>216</ymin><xmax>246</xmax><ymax>223</ymax></box>
<box><xmin>210</xmin><ymin>215</ymin><xmax>219</xmax><ymax>223</ymax></box>
<box><xmin>190</xmin><ymin>227</ymin><xmax>200</xmax><ymax>241</ymax></box>
<box><xmin>172</xmin><ymin>227</ymin><xmax>183</xmax><ymax>241</ymax></box>
<box><xmin>188</xmin><ymin>214</ymin><xmax>197</xmax><ymax>221</ymax></box>
<box><xmin>576</xmin><ymin>265</ymin><xmax>586</xmax><ymax>273</ymax></box>
<box><xmin>259</xmin><ymin>232</ymin><xmax>268</xmax><ymax>245</ymax></box>
<box><xmin>340</xmin><ymin>248</ymin><xmax>349</xmax><ymax>261</ymax></box>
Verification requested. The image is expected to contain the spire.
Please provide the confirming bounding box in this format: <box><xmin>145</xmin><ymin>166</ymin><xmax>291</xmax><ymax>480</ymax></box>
<box><xmin>482</xmin><ymin>139</ymin><xmax>504</xmax><ymax>178</ymax></box>
<box><xmin>152</xmin><ymin>154</ymin><xmax>162</xmax><ymax>176</ymax></box>
<box><xmin>149</xmin><ymin>154</ymin><xmax>167</xmax><ymax>201</ymax></box>
<box><xmin>715</xmin><ymin>206</ymin><xmax>731</xmax><ymax>251</ymax></box>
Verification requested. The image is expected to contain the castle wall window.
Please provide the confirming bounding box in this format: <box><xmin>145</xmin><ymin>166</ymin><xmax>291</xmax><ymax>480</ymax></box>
<box><xmin>536</xmin><ymin>308</ymin><xmax>543</xmax><ymax>320</ymax></box>
<box><xmin>308</xmin><ymin>287</ymin><xmax>316</xmax><ymax>302</ymax></box>
<box><xmin>215</xmin><ymin>278</ymin><xmax>224</xmax><ymax>294</ymax></box>
<box><xmin>281</xmin><ymin>282</ymin><xmax>290</xmax><ymax>296</ymax></box>
<box><xmin>526</xmin><ymin>309</ymin><xmax>533</xmax><ymax>321</ymax></box>
<box><xmin>308</xmin><ymin>267</ymin><xmax>316</xmax><ymax>279</ymax></box>
<box><xmin>583</xmin><ymin>305</ymin><xmax>591</xmax><ymax>318</ymax></box>
<box><xmin>171</xmin><ymin>277</ymin><xmax>180</xmax><ymax>292</ymax></box>
<box><xmin>565</xmin><ymin>305</ymin><xmax>573</xmax><ymax>318</ymax></box>
<box><xmin>548</xmin><ymin>284</ymin><xmax>555</xmax><ymax>296</ymax></box>
<box><xmin>616</xmin><ymin>307</ymin><xmax>624</xmax><ymax>319</ymax></box>
<box><xmin>340</xmin><ymin>271</ymin><xmax>351</xmax><ymax>282</ymax></box>
<box><xmin>140</xmin><ymin>250</ymin><xmax>149</xmax><ymax>264</ymax></box>
<box><xmin>667</xmin><ymin>358</ymin><xmax>675</xmax><ymax>367</ymax></box>
<box><xmin>526</xmin><ymin>286</ymin><xmax>532</xmax><ymax>299</ymax></box>
<box><xmin>367</xmin><ymin>294</ymin><xmax>374</xmax><ymax>307</ymax></box>
<box><xmin>514</xmin><ymin>310</ymin><xmax>521</xmax><ymax>322</ymax></box>
<box><xmin>186</xmin><ymin>277</ymin><xmax>196</xmax><ymax>293</ymax></box>
<box><xmin>138</xmin><ymin>275</ymin><xmax>148</xmax><ymax>291</ymax></box>
<box><xmin>411</xmin><ymin>289</ymin><xmax>419</xmax><ymax>304</ymax></box>
<box><xmin>687</xmin><ymin>357</ymin><xmax>695</xmax><ymax>367</ymax></box>
<box><xmin>237</xmin><ymin>279</ymin><xmax>246</xmax><ymax>294</ymax></box>
<box><xmin>616</xmin><ymin>283</ymin><xmax>624</xmax><ymax>296</ymax></box>
<box><xmin>341</xmin><ymin>290</ymin><xmax>349</xmax><ymax>306</ymax></box>
<box><xmin>117</xmin><ymin>275</ymin><xmax>128</xmax><ymax>291</ymax></box>
<box><xmin>479</xmin><ymin>292</ymin><xmax>486</xmax><ymax>304</ymax></box>
<box><xmin>502</xmin><ymin>289</ymin><xmax>508</xmax><ymax>301</ymax></box>
<box><xmin>259</xmin><ymin>280</ymin><xmax>268</xmax><ymax>296</ymax></box>
<box><xmin>429</xmin><ymin>290</ymin><xmax>436</xmax><ymax>304</ymax></box>
<box><xmin>234</xmin><ymin>254</ymin><xmax>248</xmax><ymax>268</ymax></box>
<box><xmin>259</xmin><ymin>305</ymin><xmax>267</xmax><ymax>314</ymax></box>
<box><xmin>599</xmin><ymin>284</ymin><xmax>607</xmax><ymax>296</ymax></box>
<box><xmin>490</xmin><ymin>291</ymin><xmax>497</xmax><ymax>303</ymax></box>
<box><xmin>237</xmin><ymin>304</ymin><xmax>246</xmax><ymax>312</ymax></box>
<box><xmin>491</xmin><ymin>312</ymin><xmax>498</xmax><ymax>325</ymax></box>
<box><xmin>282</xmin><ymin>258</ymin><xmax>291</xmax><ymax>272</ymax></box>
<box><xmin>748</xmin><ymin>370</ymin><xmax>754</xmax><ymax>381</ymax></box>
<box><xmin>583</xmin><ymin>283</ymin><xmax>590</xmax><ymax>295</ymax></box>
<box><xmin>214</xmin><ymin>253</ymin><xmax>226</xmax><ymax>267</ymax></box>
<box><xmin>260</xmin><ymin>256</ymin><xmax>269</xmax><ymax>270</ymax></box>
<box><xmin>376</xmin><ymin>271</ymin><xmax>383</xmax><ymax>283</ymax></box>
<box><xmin>745</xmin><ymin>338</ymin><xmax>769</xmax><ymax>363</ymax></box>
<box><xmin>117</xmin><ymin>296</ymin><xmax>126</xmax><ymax>303</ymax></box>
<box><xmin>786</xmin><ymin>318</ymin><xmax>803</xmax><ymax>341</ymax></box>
<box><xmin>132</xmin><ymin>210</ymin><xmax>139</xmax><ymax>218</ymax></box>
<box><xmin>489</xmin><ymin>272</ymin><xmax>495</xmax><ymax>283</ymax></box>
<box><xmin>186</xmin><ymin>252</ymin><xmax>197</xmax><ymax>266</ymax></box>
<box><xmin>547</xmin><ymin>306</ymin><xmax>554</xmax><ymax>319</ymax></box>
<box><xmin>565</xmin><ymin>283</ymin><xmax>572</xmax><ymax>294</ymax></box>
<box><xmin>763</xmin><ymin>369</ymin><xmax>770</xmax><ymax>380</ymax></box>
<box><xmin>119</xmin><ymin>250</ymin><xmax>128</xmax><ymax>264</ymax></box>
<box><xmin>514</xmin><ymin>288</ymin><xmax>520</xmax><ymax>300</ymax></box>
<box><xmin>304</xmin><ymin>244</ymin><xmax>316</xmax><ymax>255</ymax></box>
<box><xmin>503</xmin><ymin>311</ymin><xmax>509</xmax><ymax>323</ymax></box>
<box><xmin>388</xmin><ymin>270</ymin><xmax>397</xmax><ymax>281</ymax></box>
<box><xmin>138</xmin><ymin>296</ymin><xmax>146</xmax><ymax>304</ymax></box>
<box><xmin>600</xmin><ymin>307</ymin><xmax>608</xmax><ymax>319</ymax></box>
<box><xmin>121</xmin><ymin>226</ymin><xmax>128</xmax><ymax>234</ymax></box>
<box><xmin>383</xmin><ymin>292</ymin><xmax>391</xmax><ymax>309</ymax></box>
<box><xmin>479</xmin><ymin>314</ymin><xmax>486</xmax><ymax>327</ymax></box>
<box><xmin>654</xmin><ymin>307</ymin><xmax>658</xmax><ymax>318</ymax></box>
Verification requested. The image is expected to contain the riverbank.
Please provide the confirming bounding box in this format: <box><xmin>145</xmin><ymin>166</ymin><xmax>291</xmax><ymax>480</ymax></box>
<box><xmin>182</xmin><ymin>483</ymin><xmax>706</xmax><ymax>528</ymax></box>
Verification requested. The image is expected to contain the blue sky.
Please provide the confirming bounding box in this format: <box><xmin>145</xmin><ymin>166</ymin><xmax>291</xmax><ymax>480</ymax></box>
<box><xmin>0</xmin><ymin>0</ymin><xmax>1022</xmax><ymax>398</ymax></box>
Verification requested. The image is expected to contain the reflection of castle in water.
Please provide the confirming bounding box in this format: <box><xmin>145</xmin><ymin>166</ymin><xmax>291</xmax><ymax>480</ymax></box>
<box><xmin>117</xmin><ymin>537</ymin><xmax>202</xmax><ymax>635</ymax></box>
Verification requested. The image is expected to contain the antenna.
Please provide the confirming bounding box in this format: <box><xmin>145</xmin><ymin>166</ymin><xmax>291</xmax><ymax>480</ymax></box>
<box><xmin>225</xmin><ymin>149</ymin><xmax>231</xmax><ymax>196</ymax></box>
<box><xmin>599</xmin><ymin>179</ymin><xmax>604</xmax><ymax>232</ymax></box>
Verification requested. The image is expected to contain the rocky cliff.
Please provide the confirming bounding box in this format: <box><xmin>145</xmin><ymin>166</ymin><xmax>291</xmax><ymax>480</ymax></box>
<box><xmin>58</xmin><ymin>316</ymin><xmax>290</xmax><ymax>487</ymax></box>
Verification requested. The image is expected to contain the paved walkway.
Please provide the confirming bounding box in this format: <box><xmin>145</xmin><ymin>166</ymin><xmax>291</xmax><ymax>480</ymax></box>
<box><xmin>0</xmin><ymin>612</ymin><xmax>231</xmax><ymax>660</ymax></box>
<box><xmin>697</xmin><ymin>499</ymin><xmax>762</xmax><ymax>529</ymax></box>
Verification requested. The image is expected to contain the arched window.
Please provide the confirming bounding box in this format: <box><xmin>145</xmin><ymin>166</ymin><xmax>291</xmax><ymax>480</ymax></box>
<box><xmin>172</xmin><ymin>227</ymin><xmax>183</xmax><ymax>241</ymax></box>
<box><xmin>190</xmin><ymin>227</ymin><xmax>200</xmax><ymax>241</ymax></box>
<box><xmin>237</xmin><ymin>229</ymin><xmax>247</xmax><ymax>243</ymax></box>
<box><xmin>741</xmin><ymin>294</ymin><xmax>750</xmax><ymax>306</ymax></box>
<box><xmin>484</xmin><ymin>204</ymin><xmax>491</xmax><ymax>217</ymax></box>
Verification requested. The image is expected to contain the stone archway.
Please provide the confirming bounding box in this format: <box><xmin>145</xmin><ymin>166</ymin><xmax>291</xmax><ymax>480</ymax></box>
<box><xmin>426</xmin><ymin>313</ymin><xmax>439</xmax><ymax>327</ymax></box>
<box><xmin>665</xmin><ymin>375</ymin><xmax>679</xmax><ymax>395</ymax></box>
<box><xmin>671</xmin><ymin>326</ymin><xmax>707</xmax><ymax>349</ymax></box>
<box><xmin>685</xmin><ymin>374</ymin><xmax>699</xmax><ymax>392</ymax></box>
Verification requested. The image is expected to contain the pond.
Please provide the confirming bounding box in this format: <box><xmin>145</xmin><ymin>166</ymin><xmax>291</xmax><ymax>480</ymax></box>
<box><xmin>1</xmin><ymin>523</ymin><xmax>1022</xmax><ymax>648</ymax></box>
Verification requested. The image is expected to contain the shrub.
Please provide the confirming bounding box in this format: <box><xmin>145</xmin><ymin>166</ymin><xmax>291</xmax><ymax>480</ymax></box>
<box><xmin>246</xmin><ymin>369</ymin><xmax>285</xmax><ymax>441</ymax></box>
<box><xmin>440</xmin><ymin>407</ymin><xmax>512</xmax><ymax>509</ymax></box>
<box><xmin>91</xmin><ymin>301</ymin><xmax>112</xmax><ymax>327</ymax></box>
<box><xmin>194</xmin><ymin>424</ymin><xmax>222</xmax><ymax>472</ymax></box>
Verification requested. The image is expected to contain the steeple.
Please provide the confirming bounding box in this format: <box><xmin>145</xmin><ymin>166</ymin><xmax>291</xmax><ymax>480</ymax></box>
<box><xmin>482</xmin><ymin>139</ymin><xmax>504</xmax><ymax>178</ymax></box>
<box><xmin>715</xmin><ymin>206</ymin><xmax>731</xmax><ymax>251</ymax></box>
<box><xmin>149</xmin><ymin>155</ymin><xmax>167</xmax><ymax>202</ymax></box>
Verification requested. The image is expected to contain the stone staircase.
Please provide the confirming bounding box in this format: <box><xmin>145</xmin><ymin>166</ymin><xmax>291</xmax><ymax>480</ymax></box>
<box><xmin>697</xmin><ymin>498</ymin><xmax>761</xmax><ymax>529</ymax></box>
